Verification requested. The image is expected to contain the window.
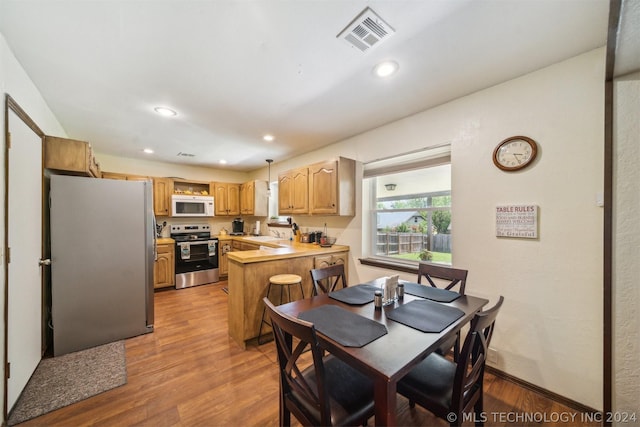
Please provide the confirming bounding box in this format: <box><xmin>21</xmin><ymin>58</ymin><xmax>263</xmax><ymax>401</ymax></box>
<box><xmin>363</xmin><ymin>146</ymin><xmax>451</xmax><ymax>266</ymax></box>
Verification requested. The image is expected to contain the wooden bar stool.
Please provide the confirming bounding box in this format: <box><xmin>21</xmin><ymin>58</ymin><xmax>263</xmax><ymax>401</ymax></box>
<box><xmin>258</xmin><ymin>274</ymin><xmax>304</xmax><ymax>345</ymax></box>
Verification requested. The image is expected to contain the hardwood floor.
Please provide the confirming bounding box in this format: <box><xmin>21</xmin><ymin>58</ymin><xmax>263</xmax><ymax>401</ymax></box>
<box><xmin>18</xmin><ymin>281</ymin><xmax>596</xmax><ymax>426</ymax></box>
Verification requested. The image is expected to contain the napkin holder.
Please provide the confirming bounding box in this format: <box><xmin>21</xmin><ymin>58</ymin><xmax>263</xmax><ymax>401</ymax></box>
<box><xmin>382</xmin><ymin>274</ymin><xmax>400</xmax><ymax>306</ymax></box>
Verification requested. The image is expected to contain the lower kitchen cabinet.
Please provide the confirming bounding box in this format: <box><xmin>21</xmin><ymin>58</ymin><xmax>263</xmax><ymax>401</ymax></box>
<box><xmin>232</xmin><ymin>240</ymin><xmax>260</xmax><ymax>251</ymax></box>
<box><xmin>222</xmin><ymin>239</ymin><xmax>261</xmax><ymax>278</ymax></box>
<box><xmin>154</xmin><ymin>243</ymin><xmax>175</xmax><ymax>289</ymax></box>
<box><xmin>314</xmin><ymin>252</ymin><xmax>348</xmax><ymax>275</ymax></box>
<box><xmin>219</xmin><ymin>239</ymin><xmax>232</xmax><ymax>277</ymax></box>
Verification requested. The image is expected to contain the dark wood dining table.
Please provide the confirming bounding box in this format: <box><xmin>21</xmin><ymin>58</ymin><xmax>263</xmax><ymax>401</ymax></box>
<box><xmin>277</xmin><ymin>281</ymin><xmax>489</xmax><ymax>426</ymax></box>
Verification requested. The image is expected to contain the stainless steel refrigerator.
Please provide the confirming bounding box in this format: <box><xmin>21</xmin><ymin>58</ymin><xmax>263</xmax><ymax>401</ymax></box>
<box><xmin>50</xmin><ymin>174</ymin><xmax>155</xmax><ymax>356</ymax></box>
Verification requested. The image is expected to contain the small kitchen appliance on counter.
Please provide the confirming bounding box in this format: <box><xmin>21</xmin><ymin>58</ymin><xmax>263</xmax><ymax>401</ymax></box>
<box><xmin>231</xmin><ymin>218</ymin><xmax>244</xmax><ymax>235</ymax></box>
<box><xmin>170</xmin><ymin>224</ymin><xmax>219</xmax><ymax>289</ymax></box>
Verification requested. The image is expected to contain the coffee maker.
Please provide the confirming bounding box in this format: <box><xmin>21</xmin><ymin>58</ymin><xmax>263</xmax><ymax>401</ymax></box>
<box><xmin>231</xmin><ymin>218</ymin><xmax>244</xmax><ymax>235</ymax></box>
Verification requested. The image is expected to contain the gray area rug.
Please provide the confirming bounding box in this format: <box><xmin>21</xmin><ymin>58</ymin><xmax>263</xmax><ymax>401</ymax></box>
<box><xmin>8</xmin><ymin>341</ymin><xmax>127</xmax><ymax>426</ymax></box>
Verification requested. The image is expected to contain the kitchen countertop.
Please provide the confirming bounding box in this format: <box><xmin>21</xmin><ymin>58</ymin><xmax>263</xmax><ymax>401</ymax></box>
<box><xmin>227</xmin><ymin>238</ymin><xmax>349</xmax><ymax>264</ymax></box>
<box><xmin>157</xmin><ymin>235</ymin><xmax>347</xmax><ymax>263</ymax></box>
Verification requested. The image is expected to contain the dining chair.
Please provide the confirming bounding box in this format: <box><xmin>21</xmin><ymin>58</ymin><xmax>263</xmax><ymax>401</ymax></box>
<box><xmin>397</xmin><ymin>296</ymin><xmax>504</xmax><ymax>427</ymax></box>
<box><xmin>309</xmin><ymin>263</ymin><xmax>347</xmax><ymax>296</ymax></box>
<box><xmin>417</xmin><ymin>263</ymin><xmax>469</xmax><ymax>360</ymax></box>
<box><xmin>417</xmin><ymin>262</ymin><xmax>468</xmax><ymax>294</ymax></box>
<box><xmin>263</xmin><ymin>297</ymin><xmax>375</xmax><ymax>427</ymax></box>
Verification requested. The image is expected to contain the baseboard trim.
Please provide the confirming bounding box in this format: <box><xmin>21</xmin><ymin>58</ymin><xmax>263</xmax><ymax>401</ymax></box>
<box><xmin>485</xmin><ymin>366</ymin><xmax>598</xmax><ymax>414</ymax></box>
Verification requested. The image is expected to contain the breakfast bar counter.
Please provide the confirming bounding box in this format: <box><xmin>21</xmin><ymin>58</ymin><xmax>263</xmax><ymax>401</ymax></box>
<box><xmin>227</xmin><ymin>240</ymin><xmax>349</xmax><ymax>349</ymax></box>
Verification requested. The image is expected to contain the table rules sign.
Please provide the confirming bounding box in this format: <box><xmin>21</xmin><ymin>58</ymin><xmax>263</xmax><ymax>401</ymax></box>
<box><xmin>496</xmin><ymin>205</ymin><xmax>538</xmax><ymax>238</ymax></box>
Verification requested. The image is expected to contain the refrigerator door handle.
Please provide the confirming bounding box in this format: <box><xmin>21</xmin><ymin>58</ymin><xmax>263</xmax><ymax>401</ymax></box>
<box><xmin>152</xmin><ymin>216</ymin><xmax>158</xmax><ymax>261</ymax></box>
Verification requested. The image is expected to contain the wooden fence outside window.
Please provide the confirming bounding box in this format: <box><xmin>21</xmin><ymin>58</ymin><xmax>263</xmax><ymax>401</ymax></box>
<box><xmin>375</xmin><ymin>232</ymin><xmax>451</xmax><ymax>256</ymax></box>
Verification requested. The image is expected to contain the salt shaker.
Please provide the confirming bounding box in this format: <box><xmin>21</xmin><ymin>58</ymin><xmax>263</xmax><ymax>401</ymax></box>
<box><xmin>374</xmin><ymin>290</ymin><xmax>383</xmax><ymax>309</ymax></box>
<box><xmin>397</xmin><ymin>283</ymin><xmax>405</xmax><ymax>299</ymax></box>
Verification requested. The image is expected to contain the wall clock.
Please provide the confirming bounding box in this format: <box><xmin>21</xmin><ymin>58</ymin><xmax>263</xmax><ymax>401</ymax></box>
<box><xmin>492</xmin><ymin>136</ymin><xmax>538</xmax><ymax>171</ymax></box>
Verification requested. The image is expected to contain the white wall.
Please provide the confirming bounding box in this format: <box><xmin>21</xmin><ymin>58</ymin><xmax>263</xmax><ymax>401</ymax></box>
<box><xmin>613</xmin><ymin>70</ymin><xmax>640</xmax><ymax>420</ymax></box>
<box><xmin>452</xmin><ymin>49</ymin><xmax>604</xmax><ymax>409</ymax></box>
<box><xmin>0</xmin><ymin>33</ymin><xmax>68</xmax><ymax>416</ymax></box>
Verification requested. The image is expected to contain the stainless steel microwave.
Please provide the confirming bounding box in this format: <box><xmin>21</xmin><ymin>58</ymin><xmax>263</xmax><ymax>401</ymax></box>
<box><xmin>171</xmin><ymin>195</ymin><xmax>215</xmax><ymax>217</ymax></box>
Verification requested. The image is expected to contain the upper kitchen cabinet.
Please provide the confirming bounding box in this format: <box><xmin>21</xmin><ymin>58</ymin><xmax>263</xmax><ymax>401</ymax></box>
<box><xmin>102</xmin><ymin>171</ymin><xmax>151</xmax><ymax>181</ymax></box>
<box><xmin>44</xmin><ymin>135</ymin><xmax>101</xmax><ymax>177</ymax></box>
<box><xmin>173</xmin><ymin>179</ymin><xmax>212</xmax><ymax>196</ymax></box>
<box><xmin>153</xmin><ymin>178</ymin><xmax>172</xmax><ymax>216</ymax></box>
<box><xmin>278</xmin><ymin>167</ymin><xmax>309</xmax><ymax>215</ymax></box>
<box><xmin>308</xmin><ymin>157</ymin><xmax>355</xmax><ymax>216</ymax></box>
<box><xmin>214</xmin><ymin>182</ymin><xmax>241</xmax><ymax>216</ymax></box>
<box><xmin>240</xmin><ymin>180</ymin><xmax>268</xmax><ymax>216</ymax></box>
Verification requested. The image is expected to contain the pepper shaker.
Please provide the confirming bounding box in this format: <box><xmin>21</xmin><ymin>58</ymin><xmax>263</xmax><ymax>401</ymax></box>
<box><xmin>397</xmin><ymin>283</ymin><xmax>405</xmax><ymax>300</ymax></box>
<box><xmin>374</xmin><ymin>290</ymin><xmax>383</xmax><ymax>309</ymax></box>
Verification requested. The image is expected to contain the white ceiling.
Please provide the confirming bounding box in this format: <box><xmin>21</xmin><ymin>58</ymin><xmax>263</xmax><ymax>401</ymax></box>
<box><xmin>0</xmin><ymin>0</ymin><xmax>614</xmax><ymax>171</ymax></box>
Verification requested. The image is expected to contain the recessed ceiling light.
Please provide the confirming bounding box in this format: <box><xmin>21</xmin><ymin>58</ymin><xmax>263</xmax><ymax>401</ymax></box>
<box><xmin>143</xmin><ymin>148</ymin><xmax>154</xmax><ymax>154</ymax></box>
<box><xmin>154</xmin><ymin>107</ymin><xmax>177</xmax><ymax>117</ymax></box>
<box><xmin>263</xmin><ymin>134</ymin><xmax>275</xmax><ymax>142</ymax></box>
<box><xmin>373</xmin><ymin>60</ymin><xmax>399</xmax><ymax>78</ymax></box>
<box><xmin>219</xmin><ymin>159</ymin><xmax>227</xmax><ymax>165</ymax></box>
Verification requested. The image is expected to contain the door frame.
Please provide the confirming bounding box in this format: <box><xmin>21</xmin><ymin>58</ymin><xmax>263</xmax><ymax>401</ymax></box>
<box><xmin>3</xmin><ymin>94</ymin><xmax>45</xmax><ymax>419</ymax></box>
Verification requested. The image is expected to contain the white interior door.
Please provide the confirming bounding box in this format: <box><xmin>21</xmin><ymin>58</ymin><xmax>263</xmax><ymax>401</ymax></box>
<box><xmin>6</xmin><ymin>107</ymin><xmax>43</xmax><ymax>411</ymax></box>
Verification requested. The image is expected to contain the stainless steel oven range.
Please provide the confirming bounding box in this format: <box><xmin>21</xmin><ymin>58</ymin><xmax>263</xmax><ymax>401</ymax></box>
<box><xmin>170</xmin><ymin>224</ymin><xmax>219</xmax><ymax>289</ymax></box>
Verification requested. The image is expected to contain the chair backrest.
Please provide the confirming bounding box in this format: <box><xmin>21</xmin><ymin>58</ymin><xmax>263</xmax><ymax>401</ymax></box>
<box><xmin>263</xmin><ymin>297</ymin><xmax>332</xmax><ymax>426</ymax></box>
<box><xmin>417</xmin><ymin>263</ymin><xmax>468</xmax><ymax>294</ymax></box>
<box><xmin>451</xmin><ymin>296</ymin><xmax>504</xmax><ymax>414</ymax></box>
<box><xmin>309</xmin><ymin>263</ymin><xmax>347</xmax><ymax>296</ymax></box>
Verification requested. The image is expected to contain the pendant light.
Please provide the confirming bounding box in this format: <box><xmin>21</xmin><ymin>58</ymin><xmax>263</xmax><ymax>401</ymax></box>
<box><xmin>266</xmin><ymin>159</ymin><xmax>273</xmax><ymax>198</ymax></box>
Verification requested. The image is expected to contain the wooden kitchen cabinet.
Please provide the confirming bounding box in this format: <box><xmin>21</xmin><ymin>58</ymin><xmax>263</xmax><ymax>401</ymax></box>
<box><xmin>214</xmin><ymin>182</ymin><xmax>241</xmax><ymax>216</ymax></box>
<box><xmin>219</xmin><ymin>239</ymin><xmax>232</xmax><ymax>277</ymax></box>
<box><xmin>278</xmin><ymin>157</ymin><xmax>355</xmax><ymax>217</ymax></box>
<box><xmin>153</xmin><ymin>178</ymin><xmax>172</xmax><ymax>216</ymax></box>
<box><xmin>173</xmin><ymin>179</ymin><xmax>212</xmax><ymax>196</ymax></box>
<box><xmin>278</xmin><ymin>167</ymin><xmax>309</xmax><ymax>214</ymax></box>
<box><xmin>44</xmin><ymin>135</ymin><xmax>101</xmax><ymax>177</ymax></box>
<box><xmin>239</xmin><ymin>180</ymin><xmax>255</xmax><ymax>215</ymax></box>
<box><xmin>232</xmin><ymin>240</ymin><xmax>259</xmax><ymax>251</ymax></box>
<box><xmin>102</xmin><ymin>171</ymin><xmax>151</xmax><ymax>181</ymax></box>
<box><xmin>314</xmin><ymin>251</ymin><xmax>348</xmax><ymax>276</ymax></box>
<box><xmin>154</xmin><ymin>243</ymin><xmax>175</xmax><ymax>289</ymax></box>
<box><xmin>308</xmin><ymin>157</ymin><xmax>355</xmax><ymax>216</ymax></box>
<box><xmin>240</xmin><ymin>180</ymin><xmax>268</xmax><ymax>216</ymax></box>
<box><xmin>227</xmin><ymin>245</ymin><xmax>349</xmax><ymax>348</ymax></box>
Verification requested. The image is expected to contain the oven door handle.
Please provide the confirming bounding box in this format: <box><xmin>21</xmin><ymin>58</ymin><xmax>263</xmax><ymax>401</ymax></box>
<box><xmin>177</xmin><ymin>240</ymin><xmax>217</xmax><ymax>246</ymax></box>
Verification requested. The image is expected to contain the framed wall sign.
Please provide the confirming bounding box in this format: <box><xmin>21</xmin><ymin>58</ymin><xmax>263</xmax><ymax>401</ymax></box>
<box><xmin>496</xmin><ymin>205</ymin><xmax>538</xmax><ymax>239</ymax></box>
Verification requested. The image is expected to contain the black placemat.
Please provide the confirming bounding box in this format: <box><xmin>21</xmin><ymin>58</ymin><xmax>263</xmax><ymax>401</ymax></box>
<box><xmin>400</xmin><ymin>281</ymin><xmax>461</xmax><ymax>303</ymax></box>
<box><xmin>298</xmin><ymin>305</ymin><xmax>387</xmax><ymax>347</ymax></box>
<box><xmin>386</xmin><ymin>299</ymin><xmax>465</xmax><ymax>333</ymax></box>
<box><xmin>328</xmin><ymin>284</ymin><xmax>380</xmax><ymax>305</ymax></box>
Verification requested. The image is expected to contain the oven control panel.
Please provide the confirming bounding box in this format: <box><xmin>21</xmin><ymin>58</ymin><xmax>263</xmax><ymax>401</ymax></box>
<box><xmin>170</xmin><ymin>224</ymin><xmax>210</xmax><ymax>234</ymax></box>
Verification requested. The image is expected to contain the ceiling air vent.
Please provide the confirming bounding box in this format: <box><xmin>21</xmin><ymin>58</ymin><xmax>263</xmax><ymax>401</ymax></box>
<box><xmin>337</xmin><ymin>7</ymin><xmax>395</xmax><ymax>53</ymax></box>
<box><xmin>177</xmin><ymin>152</ymin><xmax>195</xmax><ymax>157</ymax></box>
